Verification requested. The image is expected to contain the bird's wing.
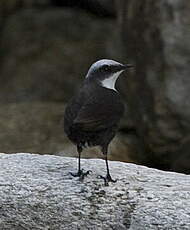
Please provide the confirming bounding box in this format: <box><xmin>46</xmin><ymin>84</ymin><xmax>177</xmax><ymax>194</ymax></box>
<box><xmin>73</xmin><ymin>90</ymin><xmax>124</xmax><ymax>131</ymax></box>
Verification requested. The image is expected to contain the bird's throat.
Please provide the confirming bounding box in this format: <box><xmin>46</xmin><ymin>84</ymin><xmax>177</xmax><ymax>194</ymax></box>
<box><xmin>101</xmin><ymin>71</ymin><xmax>123</xmax><ymax>91</ymax></box>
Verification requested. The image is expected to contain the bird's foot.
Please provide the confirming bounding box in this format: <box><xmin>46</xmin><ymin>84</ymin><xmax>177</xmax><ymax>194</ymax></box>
<box><xmin>98</xmin><ymin>173</ymin><xmax>117</xmax><ymax>186</ymax></box>
<box><xmin>70</xmin><ymin>169</ymin><xmax>92</xmax><ymax>181</ymax></box>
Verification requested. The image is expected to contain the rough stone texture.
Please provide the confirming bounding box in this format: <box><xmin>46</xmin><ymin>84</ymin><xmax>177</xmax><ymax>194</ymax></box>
<box><xmin>0</xmin><ymin>8</ymin><xmax>113</xmax><ymax>103</ymax></box>
<box><xmin>117</xmin><ymin>0</ymin><xmax>190</xmax><ymax>173</ymax></box>
<box><xmin>0</xmin><ymin>153</ymin><xmax>189</xmax><ymax>229</ymax></box>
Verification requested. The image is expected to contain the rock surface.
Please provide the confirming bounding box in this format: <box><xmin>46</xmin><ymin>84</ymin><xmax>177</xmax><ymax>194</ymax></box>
<box><xmin>0</xmin><ymin>153</ymin><xmax>189</xmax><ymax>229</ymax></box>
<box><xmin>117</xmin><ymin>0</ymin><xmax>190</xmax><ymax>173</ymax></box>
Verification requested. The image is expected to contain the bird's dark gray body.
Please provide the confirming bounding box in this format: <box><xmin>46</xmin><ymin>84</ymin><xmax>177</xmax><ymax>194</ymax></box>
<box><xmin>63</xmin><ymin>59</ymin><xmax>132</xmax><ymax>185</ymax></box>
<box><xmin>64</xmin><ymin>79</ymin><xmax>124</xmax><ymax>151</ymax></box>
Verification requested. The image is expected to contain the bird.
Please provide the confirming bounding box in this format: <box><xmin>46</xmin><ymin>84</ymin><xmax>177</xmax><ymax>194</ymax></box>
<box><xmin>64</xmin><ymin>59</ymin><xmax>133</xmax><ymax>185</ymax></box>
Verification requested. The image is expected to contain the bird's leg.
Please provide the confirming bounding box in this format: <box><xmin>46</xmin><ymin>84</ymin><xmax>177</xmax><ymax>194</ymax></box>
<box><xmin>70</xmin><ymin>145</ymin><xmax>91</xmax><ymax>180</ymax></box>
<box><xmin>98</xmin><ymin>146</ymin><xmax>117</xmax><ymax>186</ymax></box>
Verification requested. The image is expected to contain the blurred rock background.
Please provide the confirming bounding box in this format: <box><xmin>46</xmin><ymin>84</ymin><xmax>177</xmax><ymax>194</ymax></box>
<box><xmin>0</xmin><ymin>0</ymin><xmax>189</xmax><ymax>173</ymax></box>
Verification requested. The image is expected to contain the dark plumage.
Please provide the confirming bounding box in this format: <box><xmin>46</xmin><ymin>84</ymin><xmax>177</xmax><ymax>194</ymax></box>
<box><xmin>64</xmin><ymin>59</ymin><xmax>132</xmax><ymax>185</ymax></box>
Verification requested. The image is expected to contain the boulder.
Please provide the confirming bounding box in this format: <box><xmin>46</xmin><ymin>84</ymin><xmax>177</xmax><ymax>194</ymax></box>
<box><xmin>117</xmin><ymin>0</ymin><xmax>190</xmax><ymax>173</ymax></box>
<box><xmin>0</xmin><ymin>153</ymin><xmax>189</xmax><ymax>229</ymax></box>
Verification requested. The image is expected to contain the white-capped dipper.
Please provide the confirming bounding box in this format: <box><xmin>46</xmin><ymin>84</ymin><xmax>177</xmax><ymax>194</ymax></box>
<box><xmin>64</xmin><ymin>59</ymin><xmax>133</xmax><ymax>185</ymax></box>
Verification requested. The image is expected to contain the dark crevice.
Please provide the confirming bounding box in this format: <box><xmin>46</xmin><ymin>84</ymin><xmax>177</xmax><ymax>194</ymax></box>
<box><xmin>50</xmin><ymin>0</ymin><xmax>116</xmax><ymax>18</ymax></box>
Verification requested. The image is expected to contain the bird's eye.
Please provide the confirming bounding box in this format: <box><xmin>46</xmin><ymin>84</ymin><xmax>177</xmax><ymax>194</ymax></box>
<box><xmin>102</xmin><ymin>65</ymin><xmax>109</xmax><ymax>71</ymax></box>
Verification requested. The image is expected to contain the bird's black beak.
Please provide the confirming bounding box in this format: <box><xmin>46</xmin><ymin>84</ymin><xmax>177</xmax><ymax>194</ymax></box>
<box><xmin>114</xmin><ymin>63</ymin><xmax>134</xmax><ymax>72</ymax></box>
<box><xmin>123</xmin><ymin>64</ymin><xmax>134</xmax><ymax>69</ymax></box>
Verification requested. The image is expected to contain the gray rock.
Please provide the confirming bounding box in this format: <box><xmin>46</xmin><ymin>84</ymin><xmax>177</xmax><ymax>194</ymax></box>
<box><xmin>0</xmin><ymin>153</ymin><xmax>189</xmax><ymax>229</ymax></box>
<box><xmin>117</xmin><ymin>0</ymin><xmax>190</xmax><ymax>172</ymax></box>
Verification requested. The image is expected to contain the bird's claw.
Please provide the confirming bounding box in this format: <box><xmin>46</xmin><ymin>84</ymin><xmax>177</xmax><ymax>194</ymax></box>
<box><xmin>79</xmin><ymin>169</ymin><xmax>92</xmax><ymax>181</ymax></box>
<box><xmin>97</xmin><ymin>174</ymin><xmax>117</xmax><ymax>186</ymax></box>
<box><xmin>70</xmin><ymin>169</ymin><xmax>92</xmax><ymax>181</ymax></box>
